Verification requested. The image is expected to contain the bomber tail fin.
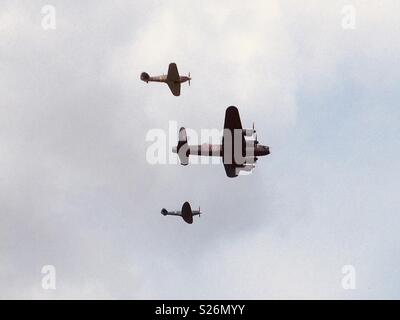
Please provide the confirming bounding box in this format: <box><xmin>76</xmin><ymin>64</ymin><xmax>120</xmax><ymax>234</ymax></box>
<box><xmin>177</xmin><ymin>127</ymin><xmax>189</xmax><ymax>165</ymax></box>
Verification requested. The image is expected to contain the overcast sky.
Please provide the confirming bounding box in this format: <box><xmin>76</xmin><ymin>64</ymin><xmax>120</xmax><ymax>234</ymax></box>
<box><xmin>1</xmin><ymin>0</ymin><xmax>399</xmax><ymax>299</ymax></box>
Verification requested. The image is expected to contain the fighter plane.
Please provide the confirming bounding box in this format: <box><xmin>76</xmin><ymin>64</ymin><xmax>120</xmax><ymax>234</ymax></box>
<box><xmin>161</xmin><ymin>201</ymin><xmax>202</xmax><ymax>224</ymax></box>
<box><xmin>140</xmin><ymin>63</ymin><xmax>191</xmax><ymax>96</ymax></box>
<box><xmin>172</xmin><ymin>106</ymin><xmax>270</xmax><ymax>177</ymax></box>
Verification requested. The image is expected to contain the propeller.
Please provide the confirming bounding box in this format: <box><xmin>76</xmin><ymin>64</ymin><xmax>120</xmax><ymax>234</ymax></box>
<box><xmin>254</xmin><ymin>133</ymin><xmax>259</xmax><ymax>145</ymax></box>
<box><xmin>198</xmin><ymin>206</ymin><xmax>200</xmax><ymax>217</ymax></box>
<box><xmin>188</xmin><ymin>72</ymin><xmax>191</xmax><ymax>86</ymax></box>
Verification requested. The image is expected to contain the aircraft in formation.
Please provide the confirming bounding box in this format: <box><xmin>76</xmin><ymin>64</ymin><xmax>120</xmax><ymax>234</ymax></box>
<box><xmin>141</xmin><ymin>63</ymin><xmax>270</xmax><ymax>223</ymax></box>
<box><xmin>140</xmin><ymin>62</ymin><xmax>191</xmax><ymax>96</ymax></box>
<box><xmin>161</xmin><ymin>202</ymin><xmax>201</xmax><ymax>224</ymax></box>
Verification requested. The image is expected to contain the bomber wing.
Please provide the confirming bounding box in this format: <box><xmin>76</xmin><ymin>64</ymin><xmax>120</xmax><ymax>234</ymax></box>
<box><xmin>222</xmin><ymin>106</ymin><xmax>246</xmax><ymax>177</ymax></box>
<box><xmin>223</xmin><ymin>164</ymin><xmax>238</xmax><ymax>178</ymax></box>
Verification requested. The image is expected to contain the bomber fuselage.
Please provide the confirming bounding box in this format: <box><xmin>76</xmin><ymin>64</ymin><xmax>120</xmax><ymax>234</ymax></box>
<box><xmin>172</xmin><ymin>143</ymin><xmax>270</xmax><ymax>159</ymax></box>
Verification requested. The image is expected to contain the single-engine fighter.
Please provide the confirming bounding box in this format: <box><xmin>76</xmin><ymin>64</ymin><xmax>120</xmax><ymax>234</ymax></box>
<box><xmin>140</xmin><ymin>63</ymin><xmax>191</xmax><ymax>96</ymax></box>
<box><xmin>172</xmin><ymin>106</ymin><xmax>270</xmax><ymax>177</ymax></box>
<box><xmin>161</xmin><ymin>202</ymin><xmax>202</xmax><ymax>224</ymax></box>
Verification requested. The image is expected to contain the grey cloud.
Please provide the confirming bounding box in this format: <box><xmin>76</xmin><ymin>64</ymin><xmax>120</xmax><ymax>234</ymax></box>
<box><xmin>0</xmin><ymin>1</ymin><xmax>399</xmax><ymax>299</ymax></box>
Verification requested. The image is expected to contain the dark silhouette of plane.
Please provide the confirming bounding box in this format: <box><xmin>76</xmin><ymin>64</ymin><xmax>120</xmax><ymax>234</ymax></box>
<box><xmin>140</xmin><ymin>63</ymin><xmax>191</xmax><ymax>96</ymax></box>
<box><xmin>161</xmin><ymin>202</ymin><xmax>201</xmax><ymax>224</ymax></box>
<box><xmin>172</xmin><ymin>106</ymin><xmax>270</xmax><ymax>177</ymax></box>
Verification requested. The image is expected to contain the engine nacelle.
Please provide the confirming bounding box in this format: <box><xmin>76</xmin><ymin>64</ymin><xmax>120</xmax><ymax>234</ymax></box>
<box><xmin>243</xmin><ymin>129</ymin><xmax>255</xmax><ymax>137</ymax></box>
<box><xmin>161</xmin><ymin>208</ymin><xmax>168</xmax><ymax>216</ymax></box>
<box><xmin>140</xmin><ymin>72</ymin><xmax>150</xmax><ymax>82</ymax></box>
<box><xmin>244</xmin><ymin>156</ymin><xmax>258</xmax><ymax>164</ymax></box>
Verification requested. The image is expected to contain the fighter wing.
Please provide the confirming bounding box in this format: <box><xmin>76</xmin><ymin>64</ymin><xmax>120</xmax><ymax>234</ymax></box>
<box><xmin>181</xmin><ymin>201</ymin><xmax>193</xmax><ymax>224</ymax></box>
<box><xmin>167</xmin><ymin>63</ymin><xmax>180</xmax><ymax>82</ymax></box>
<box><xmin>167</xmin><ymin>81</ymin><xmax>181</xmax><ymax>96</ymax></box>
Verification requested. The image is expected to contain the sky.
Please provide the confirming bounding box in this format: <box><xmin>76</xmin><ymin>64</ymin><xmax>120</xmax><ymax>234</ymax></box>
<box><xmin>0</xmin><ymin>0</ymin><xmax>399</xmax><ymax>299</ymax></box>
